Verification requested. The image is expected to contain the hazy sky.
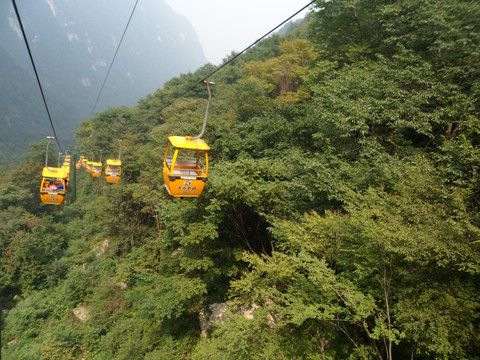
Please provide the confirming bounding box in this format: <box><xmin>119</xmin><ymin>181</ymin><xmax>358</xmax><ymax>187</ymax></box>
<box><xmin>163</xmin><ymin>0</ymin><xmax>314</xmax><ymax>65</ymax></box>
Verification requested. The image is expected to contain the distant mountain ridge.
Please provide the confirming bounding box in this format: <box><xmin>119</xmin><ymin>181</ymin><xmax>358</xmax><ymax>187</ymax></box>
<box><xmin>0</xmin><ymin>0</ymin><xmax>207</xmax><ymax>164</ymax></box>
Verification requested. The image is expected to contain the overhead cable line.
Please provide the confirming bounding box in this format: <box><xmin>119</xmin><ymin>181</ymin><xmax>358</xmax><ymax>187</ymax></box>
<box><xmin>145</xmin><ymin>0</ymin><xmax>316</xmax><ymax>121</ymax></box>
<box><xmin>12</xmin><ymin>0</ymin><xmax>64</xmax><ymax>154</ymax></box>
<box><xmin>89</xmin><ymin>0</ymin><xmax>140</xmax><ymax>119</ymax></box>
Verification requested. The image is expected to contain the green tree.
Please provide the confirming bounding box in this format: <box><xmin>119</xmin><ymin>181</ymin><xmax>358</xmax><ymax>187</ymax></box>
<box><xmin>245</xmin><ymin>39</ymin><xmax>316</xmax><ymax>102</ymax></box>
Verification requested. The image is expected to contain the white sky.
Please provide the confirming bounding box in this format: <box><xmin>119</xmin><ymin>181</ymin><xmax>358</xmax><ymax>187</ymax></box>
<box><xmin>164</xmin><ymin>0</ymin><xmax>314</xmax><ymax>65</ymax></box>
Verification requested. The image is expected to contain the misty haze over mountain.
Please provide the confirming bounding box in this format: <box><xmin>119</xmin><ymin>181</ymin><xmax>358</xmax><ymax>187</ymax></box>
<box><xmin>0</xmin><ymin>0</ymin><xmax>207</xmax><ymax>164</ymax></box>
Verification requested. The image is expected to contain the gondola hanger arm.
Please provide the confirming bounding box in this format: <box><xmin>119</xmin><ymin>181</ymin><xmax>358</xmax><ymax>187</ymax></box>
<box><xmin>191</xmin><ymin>80</ymin><xmax>215</xmax><ymax>140</ymax></box>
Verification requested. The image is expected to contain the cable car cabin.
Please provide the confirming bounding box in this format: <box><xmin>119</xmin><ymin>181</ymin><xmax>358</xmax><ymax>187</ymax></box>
<box><xmin>163</xmin><ymin>136</ymin><xmax>210</xmax><ymax>197</ymax></box>
<box><xmin>105</xmin><ymin>159</ymin><xmax>122</xmax><ymax>183</ymax></box>
<box><xmin>76</xmin><ymin>156</ymin><xmax>84</xmax><ymax>169</ymax></box>
<box><xmin>62</xmin><ymin>164</ymin><xmax>71</xmax><ymax>184</ymax></box>
<box><xmin>81</xmin><ymin>158</ymin><xmax>88</xmax><ymax>168</ymax></box>
<box><xmin>40</xmin><ymin>167</ymin><xmax>67</xmax><ymax>205</ymax></box>
<box><xmin>63</xmin><ymin>162</ymin><xmax>70</xmax><ymax>172</ymax></box>
<box><xmin>86</xmin><ymin>161</ymin><xmax>94</xmax><ymax>173</ymax></box>
<box><xmin>92</xmin><ymin>162</ymin><xmax>102</xmax><ymax>177</ymax></box>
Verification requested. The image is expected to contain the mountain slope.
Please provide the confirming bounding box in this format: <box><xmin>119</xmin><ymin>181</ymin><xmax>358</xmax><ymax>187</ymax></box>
<box><xmin>0</xmin><ymin>46</ymin><xmax>80</xmax><ymax>164</ymax></box>
<box><xmin>0</xmin><ymin>0</ymin><xmax>207</xmax><ymax>164</ymax></box>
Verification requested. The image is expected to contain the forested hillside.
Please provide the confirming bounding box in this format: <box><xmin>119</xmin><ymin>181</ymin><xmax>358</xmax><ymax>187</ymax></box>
<box><xmin>1</xmin><ymin>1</ymin><xmax>480</xmax><ymax>359</ymax></box>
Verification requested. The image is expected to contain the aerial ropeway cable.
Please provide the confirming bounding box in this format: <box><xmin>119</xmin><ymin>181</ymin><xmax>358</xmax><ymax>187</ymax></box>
<box><xmin>11</xmin><ymin>0</ymin><xmax>64</xmax><ymax>154</ymax></box>
<box><xmin>146</xmin><ymin>0</ymin><xmax>316</xmax><ymax>122</ymax></box>
<box><xmin>89</xmin><ymin>0</ymin><xmax>140</xmax><ymax>119</ymax></box>
<box><xmin>13</xmin><ymin>0</ymin><xmax>138</xmax><ymax>186</ymax></box>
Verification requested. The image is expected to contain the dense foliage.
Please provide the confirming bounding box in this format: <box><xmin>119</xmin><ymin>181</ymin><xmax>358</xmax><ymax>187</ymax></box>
<box><xmin>1</xmin><ymin>1</ymin><xmax>479</xmax><ymax>359</ymax></box>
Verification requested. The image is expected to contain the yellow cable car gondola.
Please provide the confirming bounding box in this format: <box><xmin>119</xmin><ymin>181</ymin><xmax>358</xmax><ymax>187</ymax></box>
<box><xmin>106</xmin><ymin>139</ymin><xmax>122</xmax><ymax>184</ymax></box>
<box><xmin>86</xmin><ymin>160</ymin><xmax>94</xmax><ymax>173</ymax></box>
<box><xmin>40</xmin><ymin>167</ymin><xmax>67</xmax><ymax>204</ymax></box>
<box><xmin>75</xmin><ymin>155</ymin><xmax>84</xmax><ymax>170</ymax></box>
<box><xmin>163</xmin><ymin>81</ymin><xmax>214</xmax><ymax>197</ymax></box>
<box><xmin>92</xmin><ymin>162</ymin><xmax>102</xmax><ymax>177</ymax></box>
<box><xmin>62</xmin><ymin>154</ymin><xmax>70</xmax><ymax>178</ymax></box>
<box><xmin>163</xmin><ymin>136</ymin><xmax>210</xmax><ymax>197</ymax></box>
<box><xmin>62</xmin><ymin>162</ymin><xmax>71</xmax><ymax>185</ymax></box>
<box><xmin>106</xmin><ymin>159</ymin><xmax>122</xmax><ymax>183</ymax></box>
<box><xmin>40</xmin><ymin>137</ymin><xmax>67</xmax><ymax>205</ymax></box>
<box><xmin>76</xmin><ymin>155</ymin><xmax>84</xmax><ymax>169</ymax></box>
